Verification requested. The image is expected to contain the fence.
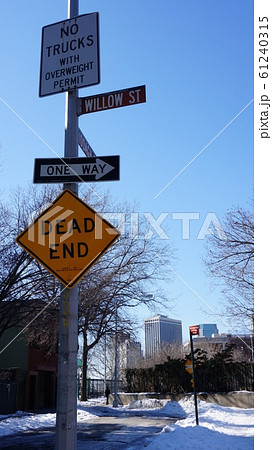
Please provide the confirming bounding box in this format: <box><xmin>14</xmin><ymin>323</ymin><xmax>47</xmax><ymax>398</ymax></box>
<box><xmin>78</xmin><ymin>378</ymin><xmax>126</xmax><ymax>398</ymax></box>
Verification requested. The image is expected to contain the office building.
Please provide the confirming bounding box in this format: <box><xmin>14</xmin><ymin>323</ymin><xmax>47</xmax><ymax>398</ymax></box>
<box><xmin>183</xmin><ymin>333</ymin><xmax>253</xmax><ymax>362</ymax></box>
<box><xmin>145</xmin><ymin>314</ymin><xmax>182</xmax><ymax>359</ymax></box>
<box><xmin>118</xmin><ymin>338</ymin><xmax>142</xmax><ymax>371</ymax></box>
<box><xmin>199</xmin><ymin>323</ymin><xmax>219</xmax><ymax>338</ymax></box>
<box><xmin>108</xmin><ymin>334</ymin><xmax>142</xmax><ymax>380</ymax></box>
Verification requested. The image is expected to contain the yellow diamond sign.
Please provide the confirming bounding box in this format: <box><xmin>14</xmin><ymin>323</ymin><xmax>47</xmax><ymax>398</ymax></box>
<box><xmin>185</xmin><ymin>359</ymin><xmax>193</xmax><ymax>374</ymax></box>
<box><xmin>15</xmin><ymin>190</ymin><xmax>121</xmax><ymax>288</ymax></box>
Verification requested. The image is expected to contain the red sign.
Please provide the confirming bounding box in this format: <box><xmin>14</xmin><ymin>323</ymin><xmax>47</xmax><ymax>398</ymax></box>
<box><xmin>189</xmin><ymin>325</ymin><xmax>199</xmax><ymax>336</ymax></box>
<box><xmin>79</xmin><ymin>85</ymin><xmax>146</xmax><ymax>115</ymax></box>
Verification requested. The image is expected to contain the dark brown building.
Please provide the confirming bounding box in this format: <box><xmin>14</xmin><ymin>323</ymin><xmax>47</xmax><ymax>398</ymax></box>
<box><xmin>0</xmin><ymin>327</ymin><xmax>57</xmax><ymax>413</ymax></box>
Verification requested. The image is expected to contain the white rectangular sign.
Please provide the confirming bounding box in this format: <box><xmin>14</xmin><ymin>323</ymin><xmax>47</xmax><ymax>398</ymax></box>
<box><xmin>39</xmin><ymin>13</ymin><xmax>100</xmax><ymax>97</ymax></box>
<box><xmin>33</xmin><ymin>156</ymin><xmax>120</xmax><ymax>183</ymax></box>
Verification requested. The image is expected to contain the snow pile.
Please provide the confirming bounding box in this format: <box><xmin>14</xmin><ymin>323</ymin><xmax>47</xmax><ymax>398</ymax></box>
<box><xmin>127</xmin><ymin>398</ymin><xmax>187</xmax><ymax>418</ymax></box>
<box><xmin>128</xmin><ymin>398</ymin><xmax>167</xmax><ymax>409</ymax></box>
<box><xmin>0</xmin><ymin>411</ymin><xmax>56</xmax><ymax>437</ymax></box>
<box><xmin>146</xmin><ymin>397</ymin><xmax>254</xmax><ymax>449</ymax></box>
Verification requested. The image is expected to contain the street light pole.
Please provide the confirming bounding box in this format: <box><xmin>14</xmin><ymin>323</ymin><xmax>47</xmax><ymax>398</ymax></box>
<box><xmin>113</xmin><ymin>309</ymin><xmax>118</xmax><ymax>407</ymax></box>
<box><xmin>104</xmin><ymin>333</ymin><xmax>107</xmax><ymax>395</ymax></box>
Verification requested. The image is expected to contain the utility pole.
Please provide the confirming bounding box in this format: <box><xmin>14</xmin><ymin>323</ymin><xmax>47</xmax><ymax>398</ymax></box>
<box><xmin>55</xmin><ymin>1</ymin><xmax>79</xmax><ymax>449</ymax></box>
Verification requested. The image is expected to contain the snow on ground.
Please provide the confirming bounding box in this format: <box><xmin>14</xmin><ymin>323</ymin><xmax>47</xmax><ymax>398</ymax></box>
<box><xmin>147</xmin><ymin>397</ymin><xmax>254</xmax><ymax>449</ymax></box>
<box><xmin>0</xmin><ymin>396</ymin><xmax>254</xmax><ymax>449</ymax></box>
<box><xmin>0</xmin><ymin>409</ymin><xmax>56</xmax><ymax>438</ymax></box>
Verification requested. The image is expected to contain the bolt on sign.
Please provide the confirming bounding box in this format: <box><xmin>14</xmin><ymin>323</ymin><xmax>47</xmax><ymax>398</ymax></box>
<box><xmin>15</xmin><ymin>190</ymin><xmax>120</xmax><ymax>288</ymax></box>
<box><xmin>39</xmin><ymin>13</ymin><xmax>100</xmax><ymax>97</ymax></box>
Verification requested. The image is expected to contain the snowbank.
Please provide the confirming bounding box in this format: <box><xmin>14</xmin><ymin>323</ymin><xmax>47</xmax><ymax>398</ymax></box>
<box><xmin>128</xmin><ymin>398</ymin><xmax>167</xmax><ymax>409</ymax></box>
<box><xmin>147</xmin><ymin>397</ymin><xmax>254</xmax><ymax>449</ymax></box>
<box><xmin>127</xmin><ymin>398</ymin><xmax>187</xmax><ymax>418</ymax></box>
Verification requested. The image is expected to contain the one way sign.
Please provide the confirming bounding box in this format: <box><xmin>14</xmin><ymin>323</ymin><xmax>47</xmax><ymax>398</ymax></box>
<box><xmin>33</xmin><ymin>156</ymin><xmax>120</xmax><ymax>183</ymax></box>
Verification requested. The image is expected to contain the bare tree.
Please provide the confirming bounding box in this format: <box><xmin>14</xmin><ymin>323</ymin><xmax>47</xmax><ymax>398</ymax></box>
<box><xmin>0</xmin><ymin>185</ymin><xmax>61</xmax><ymax>339</ymax></box>
<box><xmin>203</xmin><ymin>205</ymin><xmax>254</xmax><ymax>329</ymax></box>
<box><xmin>136</xmin><ymin>341</ymin><xmax>183</xmax><ymax>369</ymax></box>
<box><xmin>77</xmin><ymin>205</ymin><xmax>173</xmax><ymax>400</ymax></box>
<box><xmin>75</xmin><ymin>190</ymin><xmax>174</xmax><ymax>399</ymax></box>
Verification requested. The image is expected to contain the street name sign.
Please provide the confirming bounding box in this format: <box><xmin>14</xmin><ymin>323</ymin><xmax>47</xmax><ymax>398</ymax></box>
<box><xmin>79</xmin><ymin>85</ymin><xmax>146</xmax><ymax>115</ymax></box>
<box><xmin>78</xmin><ymin>128</ymin><xmax>96</xmax><ymax>157</ymax></box>
<box><xmin>33</xmin><ymin>156</ymin><xmax>120</xmax><ymax>183</ymax></box>
<box><xmin>39</xmin><ymin>13</ymin><xmax>100</xmax><ymax>97</ymax></box>
<box><xmin>15</xmin><ymin>190</ymin><xmax>121</xmax><ymax>288</ymax></box>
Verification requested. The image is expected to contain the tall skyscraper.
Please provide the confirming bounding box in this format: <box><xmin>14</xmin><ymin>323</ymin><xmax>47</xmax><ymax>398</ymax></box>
<box><xmin>145</xmin><ymin>314</ymin><xmax>182</xmax><ymax>359</ymax></box>
<box><xmin>198</xmin><ymin>323</ymin><xmax>219</xmax><ymax>337</ymax></box>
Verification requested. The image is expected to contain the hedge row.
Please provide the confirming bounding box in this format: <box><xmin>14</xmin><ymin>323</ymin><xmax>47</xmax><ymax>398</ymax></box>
<box><xmin>126</xmin><ymin>346</ymin><xmax>254</xmax><ymax>393</ymax></box>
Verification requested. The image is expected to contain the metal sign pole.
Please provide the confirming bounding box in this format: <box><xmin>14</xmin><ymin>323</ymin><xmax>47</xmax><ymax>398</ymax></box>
<box><xmin>190</xmin><ymin>331</ymin><xmax>199</xmax><ymax>426</ymax></box>
<box><xmin>55</xmin><ymin>1</ymin><xmax>79</xmax><ymax>449</ymax></box>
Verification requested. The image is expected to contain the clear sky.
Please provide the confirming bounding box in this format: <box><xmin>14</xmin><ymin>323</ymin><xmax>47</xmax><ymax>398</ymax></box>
<box><xmin>0</xmin><ymin>0</ymin><xmax>254</xmax><ymax>344</ymax></box>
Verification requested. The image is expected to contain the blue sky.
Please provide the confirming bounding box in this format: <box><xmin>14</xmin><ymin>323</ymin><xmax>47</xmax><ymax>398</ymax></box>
<box><xmin>0</xmin><ymin>0</ymin><xmax>254</xmax><ymax>344</ymax></box>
